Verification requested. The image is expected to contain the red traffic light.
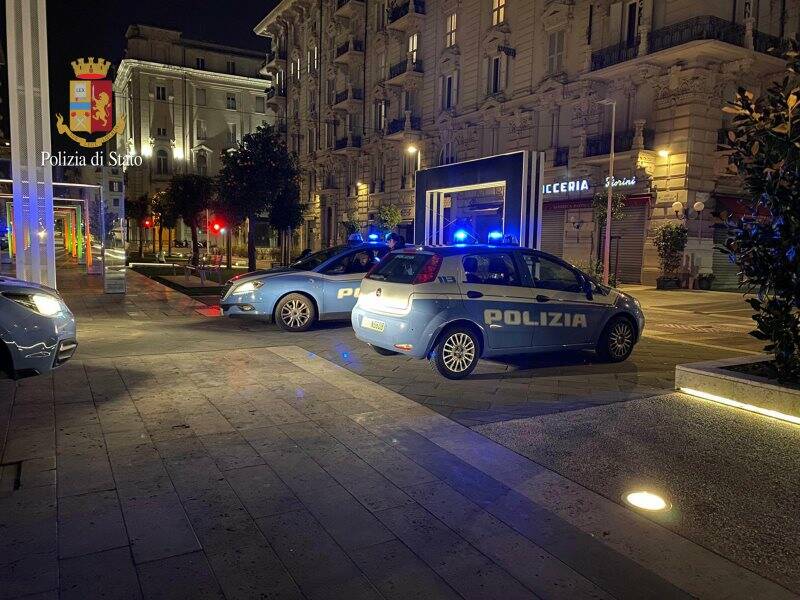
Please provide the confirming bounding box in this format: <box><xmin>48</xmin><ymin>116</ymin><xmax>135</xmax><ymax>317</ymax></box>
<box><xmin>212</xmin><ymin>222</ymin><xmax>221</xmax><ymax>232</ymax></box>
<box><xmin>143</xmin><ymin>218</ymin><xmax>152</xmax><ymax>228</ymax></box>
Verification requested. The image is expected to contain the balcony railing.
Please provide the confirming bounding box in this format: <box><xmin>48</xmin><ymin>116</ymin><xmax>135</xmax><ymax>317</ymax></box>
<box><xmin>554</xmin><ymin>146</ymin><xmax>569</xmax><ymax>167</ymax></box>
<box><xmin>334</xmin><ymin>136</ymin><xmax>362</xmax><ymax>150</ymax></box>
<box><xmin>266</xmin><ymin>87</ymin><xmax>286</xmax><ymax>100</ymax></box>
<box><xmin>388</xmin><ymin>58</ymin><xmax>423</xmax><ymax>79</ymax></box>
<box><xmin>334</xmin><ymin>88</ymin><xmax>364</xmax><ymax>104</ymax></box>
<box><xmin>585</xmin><ymin>128</ymin><xmax>654</xmax><ymax>157</ymax></box>
<box><xmin>388</xmin><ymin>0</ymin><xmax>425</xmax><ymax>23</ymax></box>
<box><xmin>386</xmin><ymin>116</ymin><xmax>421</xmax><ymax>134</ymax></box>
<box><xmin>648</xmin><ymin>15</ymin><xmax>745</xmax><ymax>54</ymax></box>
<box><xmin>591</xmin><ymin>39</ymin><xmax>639</xmax><ymax>71</ymax></box>
<box><xmin>335</xmin><ymin>39</ymin><xmax>365</xmax><ymax>58</ymax></box>
<box><xmin>591</xmin><ymin>16</ymin><xmax>788</xmax><ymax>72</ymax></box>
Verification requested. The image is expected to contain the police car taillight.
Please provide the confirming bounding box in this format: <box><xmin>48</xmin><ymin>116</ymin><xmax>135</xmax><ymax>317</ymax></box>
<box><xmin>412</xmin><ymin>254</ymin><xmax>443</xmax><ymax>284</ymax></box>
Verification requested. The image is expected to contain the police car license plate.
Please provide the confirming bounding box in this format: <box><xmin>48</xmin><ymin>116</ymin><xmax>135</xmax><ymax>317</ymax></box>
<box><xmin>362</xmin><ymin>317</ymin><xmax>385</xmax><ymax>332</ymax></box>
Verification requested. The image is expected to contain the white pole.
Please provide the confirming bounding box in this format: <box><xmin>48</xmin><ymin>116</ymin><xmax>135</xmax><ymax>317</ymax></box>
<box><xmin>602</xmin><ymin>101</ymin><xmax>616</xmax><ymax>286</ymax></box>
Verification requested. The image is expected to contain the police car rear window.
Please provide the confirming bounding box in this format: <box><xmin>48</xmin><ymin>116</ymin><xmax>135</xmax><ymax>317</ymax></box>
<box><xmin>367</xmin><ymin>253</ymin><xmax>431</xmax><ymax>283</ymax></box>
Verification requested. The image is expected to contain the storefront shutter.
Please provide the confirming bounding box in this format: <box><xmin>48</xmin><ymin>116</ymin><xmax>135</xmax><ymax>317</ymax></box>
<box><xmin>540</xmin><ymin>209</ymin><xmax>565</xmax><ymax>257</ymax></box>
<box><xmin>600</xmin><ymin>203</ymin><xmax>647</xmax><ymax>284</ymax></box>
<box><xmin>711</xmin><ymin>225</ymin><xmax>742</xmax><ymax>290</ymax></box>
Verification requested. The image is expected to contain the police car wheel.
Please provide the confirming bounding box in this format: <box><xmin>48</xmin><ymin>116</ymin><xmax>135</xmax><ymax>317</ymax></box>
<box><xmin>275</xmin><ymin>294</ymin><xmax>316</xmax><ymax>332</ymax></box>
<box><xmin>370</xmin><ymin>344</ymin><xmax>399</xmax><ymax>356</ymax></box>
<box><xmin>433</xmin><ymin>327</ymin><xmax>479</xmax><ymax>379</ymax></box>
<box><xmin>598</xmin><ymin>317</ymin><xmax>635</xmax><ymax>362</ymax></box>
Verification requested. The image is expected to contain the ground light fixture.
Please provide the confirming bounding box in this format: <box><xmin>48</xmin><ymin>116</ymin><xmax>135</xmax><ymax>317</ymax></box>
<box><xmin>625</xmin><ymin>491</ymin><xmax>669</xmax><ymax>511</ymax></box>
<box><xmin>680</xmin><ymin>387</ymin><xmax>800</xmax><ymax>426</ymax></box>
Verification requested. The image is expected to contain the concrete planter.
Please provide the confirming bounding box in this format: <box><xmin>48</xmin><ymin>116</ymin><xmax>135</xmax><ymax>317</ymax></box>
<box><xmin>675</xmin><ymin>355</ymin><xmax>800</xmax><ymax>422</ymax></box>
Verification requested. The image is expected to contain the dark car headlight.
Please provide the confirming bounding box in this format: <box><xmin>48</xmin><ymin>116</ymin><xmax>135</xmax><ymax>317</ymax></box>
<box><xmin>230</xmin><ymin>280</ymin><xmax>264</xmax><ymax>295</ymax></box>
<box><xmin>2</xmin><ymin>292</ymin><xmax>65</xmax><ymax>316</ymax></box>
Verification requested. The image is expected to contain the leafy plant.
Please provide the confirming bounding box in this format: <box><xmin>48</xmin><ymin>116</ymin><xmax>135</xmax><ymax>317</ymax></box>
<box><xmin>652</xmin><ymin>222</ymin><xmax>688</xmax><ymax>276</ymax></box>
<box><xmin>571</xmin><ymin>259</ymin><xmax>617</xmax><ymax>288</ymax></box>
<box><xmin>374</xmin><ymin>204</ymin><xmax>402</xmax><ymax>233</ymax></box>
<box><xmin>217</xmin><ymin>125</ymin><xmax>304</xmax><ymax>270</ymax></box>
<box><xmin>592</xmin><ymin>191</ymin><xmax>626</xmax><ymax>225</ymax></box>
<box><xmin>723</xmin><ymin>40</ymin><xmax>800</xmax><ymax>381</ymax></box>
<box><xmin>341</xmin><ymin>213</ymin><xmax>361</xmax><ymax>237</ymax></box>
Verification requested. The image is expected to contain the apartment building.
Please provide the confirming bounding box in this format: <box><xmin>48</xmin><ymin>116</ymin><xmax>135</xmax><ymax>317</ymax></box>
<box><xmin>255</xmin><ymin>0</ymin><xmax>797</xmax><ymax>285</ymax></box>
<box><xmin>114</xmin><ymin>25</ymin><xmax>270</xmax><ymax>243</ymax></box>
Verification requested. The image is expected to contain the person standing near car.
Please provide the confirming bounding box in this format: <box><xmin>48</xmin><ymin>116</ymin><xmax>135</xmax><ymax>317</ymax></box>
<box><xmin>385</xmin><ymin>232</ymin><xmax>405</xmax><ymax>251</ymax></box>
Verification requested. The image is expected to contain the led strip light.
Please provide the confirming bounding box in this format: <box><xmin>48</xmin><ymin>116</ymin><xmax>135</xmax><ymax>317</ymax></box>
<box><xmin>680</xmin><ymin>387</ymin><xmax>800</xmax><ymax>426</ymax></box>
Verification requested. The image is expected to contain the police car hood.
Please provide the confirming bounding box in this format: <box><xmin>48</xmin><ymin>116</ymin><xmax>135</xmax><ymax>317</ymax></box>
<box><xmin>228</xmin><ymin>267</ymin><xmax>300</xmax><ymax>284</ymax></box>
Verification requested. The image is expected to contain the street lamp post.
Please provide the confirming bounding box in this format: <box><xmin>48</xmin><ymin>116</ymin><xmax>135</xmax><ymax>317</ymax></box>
<box><xmin>598</xmin><ymin>98</ymin><xmax>616</xmax><ymax>286</ymax></box>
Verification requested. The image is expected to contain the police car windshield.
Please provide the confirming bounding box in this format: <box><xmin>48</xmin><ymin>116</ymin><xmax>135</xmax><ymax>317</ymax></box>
<box><xmin>290</xmin><ymin>245</ymin><xmax>348</xmax><ymax>270</ymax></box>
<box><xmin>367</xmin><ymin>253</ymin><xmax>431</xmax><ymax>283</ymax></box>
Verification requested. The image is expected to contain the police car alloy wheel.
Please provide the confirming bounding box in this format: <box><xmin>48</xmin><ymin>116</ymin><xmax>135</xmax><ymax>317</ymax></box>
<box><xmin>369</xmin><ymin>344</ymin><xmax>399</xmax><ymax>356</ymax></box>
<box><xmin>597</xmin><ymin>316</ymin><xmax>635</xmax><ymax>362</ymax></box>
<box><xmin>275</xmin><ymin>293</ymin><xmax>316</xmax><ymax>332</ymax></box>
<box><xmin>433</xmin><ymin>327</ymin><xmax>480</xmax><ymax>379</ymax></box>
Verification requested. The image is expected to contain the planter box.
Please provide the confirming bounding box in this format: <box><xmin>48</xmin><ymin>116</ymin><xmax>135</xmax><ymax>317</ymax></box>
<box><xmin>675</xmin><ymin>355</ymin><xmax>800</xmax><ymax>422</ymax></box>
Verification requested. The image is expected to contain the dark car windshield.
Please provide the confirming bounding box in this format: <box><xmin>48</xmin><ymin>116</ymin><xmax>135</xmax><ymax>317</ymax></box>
<box><xmin>290</xmin><ymin>245</ymin><xmax>349</xmax><ymax>270</ymax></box>
<box><xmin>367</xmin><ymin>253</ymin><xmax>431</xmax><ymax>283</ymax></box>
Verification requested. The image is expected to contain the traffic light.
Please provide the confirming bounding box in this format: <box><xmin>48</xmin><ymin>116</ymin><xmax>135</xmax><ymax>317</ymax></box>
<box><xmin>142</xmin><ymin>217</ymin><xmax>153</xmax><ymax>228</ymax></box>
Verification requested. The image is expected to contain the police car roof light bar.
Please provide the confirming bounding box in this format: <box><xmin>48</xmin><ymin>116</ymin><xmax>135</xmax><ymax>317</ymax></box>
<box><xmin>487</xmin><ymin>231</ymin><xmax>504</xmax><ymax>242</ymax></box>
<box><xmin>367</xmin><ymin>233</ymin><xmax>380</xmax><ymax>241</ymax></box>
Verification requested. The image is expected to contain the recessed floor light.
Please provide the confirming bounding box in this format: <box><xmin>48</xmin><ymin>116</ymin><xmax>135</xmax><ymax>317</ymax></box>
<box><xmin>625</xmin><ymin>491</ymin><xmax>668</xmax><ymax>511</ymax></box>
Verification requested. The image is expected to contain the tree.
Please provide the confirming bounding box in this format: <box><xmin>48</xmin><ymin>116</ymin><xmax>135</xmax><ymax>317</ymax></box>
<box><xmin>652</xmin><ymin>222</ymin><xmax>688</xmax><ymax>276</ymax></box>
<box><xmin>126</xmin><ymin>194</ymin><xmax>150</xmax><ymax>258</ymax></box>
<box><xmin>592</xmin><ymin>191</ymin><xmax>626</xmax><ymax>225</ymax></box>
<box><xmin>723</xmin><ymin>40</ymin><xmax>800</xmax><ymax>382</ymax></box>
<box><xmin>375</xmin><ymin>204</ymin><xmax>402</xmax><ymax>234</ymax></box>
<box><xmin>341</xmin><ymin>213</ymin><xmax>361</xmax><ymax>238</ymax></box>
<box><xmin>153</xmin><ymin>189</ymin><xmax>180</xmax><ymax>257</ymax></box>
<box><xmin>168</xmin><ymin>174</ymin><xmax>214</xmax><ymax>263</ymax></box>
<box><xmin>217</xmin><ymin>125</ymin><xmax>304</xmax><ymax>270</ymax></box>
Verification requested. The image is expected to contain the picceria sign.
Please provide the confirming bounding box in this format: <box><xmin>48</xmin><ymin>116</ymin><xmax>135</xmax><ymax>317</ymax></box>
<box><xmin>542</xmin><ymin>179</ymin><xmax>590</xmax><ymax>195</ymax></box>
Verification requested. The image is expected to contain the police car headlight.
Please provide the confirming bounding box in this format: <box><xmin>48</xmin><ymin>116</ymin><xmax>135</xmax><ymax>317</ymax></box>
<box><xmin>231</xmin><ymin>281</ymin><xmax>264</xmax><ymax>295</ymax></box>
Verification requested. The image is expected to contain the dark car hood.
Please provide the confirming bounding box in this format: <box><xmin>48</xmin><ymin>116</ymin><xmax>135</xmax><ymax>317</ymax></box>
<box><xmin>0</xmin><ymin>275</ymin><xmax>59</xmax><ymax>296</ymax></box>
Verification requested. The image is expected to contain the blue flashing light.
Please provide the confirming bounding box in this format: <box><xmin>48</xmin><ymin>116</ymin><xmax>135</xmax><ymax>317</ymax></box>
<box><xmin>367</xmin><ymin>233</ymin><xmax>379</xmax><ymax>241</ymax></box>
<box><xmin>453</xmin><ymin>229</ymin><xmax>469</xmax><ymax>242</ymax></box>
<box><xmin>487</xmin><ymin>231</ymin><xmax>503</xmax><ymax>242</ymax></box>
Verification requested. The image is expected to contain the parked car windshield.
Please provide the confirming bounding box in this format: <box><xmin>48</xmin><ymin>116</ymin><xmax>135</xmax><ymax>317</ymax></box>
<box><xmin>289</xmin><ymin>245</ymin><xmax>349</xmax><ymax>271</ymax></box>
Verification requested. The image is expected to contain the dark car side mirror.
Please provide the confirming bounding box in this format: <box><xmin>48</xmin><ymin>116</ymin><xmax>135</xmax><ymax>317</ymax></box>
<box><xmin>582</xmin><ymin>277</ymin><xmax>594</xmax><ymax>301</ymax></box>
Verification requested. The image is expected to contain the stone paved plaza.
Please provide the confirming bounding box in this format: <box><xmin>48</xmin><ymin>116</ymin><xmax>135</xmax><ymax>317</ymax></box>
<box><xmin>1</xmin><ymin>272</ymin><xmax>797</xmax><ymax>599</ymax></box>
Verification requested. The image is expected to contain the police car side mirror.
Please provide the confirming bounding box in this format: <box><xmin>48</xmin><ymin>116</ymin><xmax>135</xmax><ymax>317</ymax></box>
<box><xmin>582</xmin><ymin>277</ymin><xmax>594</xmax><ymax>300</ymax></box>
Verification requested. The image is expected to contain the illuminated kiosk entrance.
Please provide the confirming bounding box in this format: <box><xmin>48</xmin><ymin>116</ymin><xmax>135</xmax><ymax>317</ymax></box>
<box><xmin>414</xmin><ymin>151</ymin><xmax>545</xmax><ymax>247</ymax></box>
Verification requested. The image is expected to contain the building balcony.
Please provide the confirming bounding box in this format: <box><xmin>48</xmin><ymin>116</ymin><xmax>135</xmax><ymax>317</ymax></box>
<box><xmin>266</xmin><ymin>87</ymin><xmax>286</xmax><ymax>109</ymax></box>
<box><xmin>334</xmin><ymin>39</ymin><xmax>365</xmax><ymax>65</ymax></box>
<box><xmin>334</xmin><ymin>135</ymin><xmax>362</xmax><ymax>154</ymax></box>
<box><xmin>319</xmin><ymin>177</ymin><xmax>339</xmax><ymax>195</ymax></box>
<box><xmin>369</xmin><ymin>180</ymin><xmax>385</xmax><ymax>194</ymax></box>
<box><xmin>387</xmin><ymin>0</ymin><xmax>425</xmax><ymax>31</ymax></box>
<box><xmin>590</xmin><ymin>15</ymin><xmax>786</xmax><ymax>72</ymax></box>
<box><xmin>386</xmin><ymin>58</ymin><xmax>423</xmax><ymax>86</ymax></box>
<box><xmin>260</xmin><ymin>49</ymin><xmax>287</xmax><ymax>75</ymax></box>
<box><xmin>553</xmin><ymin>146</ymin><xmax>569</xmax><ymax>167</ymax></box>
<box><xmin>584</xmin><ymin>128</ymin><xmax>654</xmax><ymax>158</ymax></box>
<box><xmin>335</xmin><ymin>0</ymin><xmax>365</xmax><ymax>19</ymax></box>
<box><xmin>332</xmin><ymin>87</ymin><xmax>364</xmax><ymax>111</ymax></box>
<box><xmin>385</xmin><ymin>113</ymin><xmax>421</xmax><ymax>140</ymax></box>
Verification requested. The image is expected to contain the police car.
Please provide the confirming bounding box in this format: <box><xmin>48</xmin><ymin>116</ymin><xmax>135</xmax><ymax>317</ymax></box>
<box><xmin>221</xmin><ymin>235</ymin><xmax>388</xmax><ymax>331</ymax></box>
<box><xmin>352</xmin><ymin>243</ymin><xmax>644</xmax><ymax>379</ymax></box>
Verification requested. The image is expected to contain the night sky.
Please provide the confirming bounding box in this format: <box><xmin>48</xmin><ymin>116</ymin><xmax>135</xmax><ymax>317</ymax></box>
<box><xmin>1</xmin><ymin>0</ymin><xmax>279</xmax><ymax>154</ymax></box>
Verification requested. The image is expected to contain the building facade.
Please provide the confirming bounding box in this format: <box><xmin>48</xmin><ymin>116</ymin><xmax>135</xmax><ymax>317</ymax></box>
<box><xmin>255</xmin><ymin>0</ymin><xmax>797</xmax><ymax>285</ymax></box>
<box><xmin>114</xmin><ymin>25</ymin><xmax>271</xmax><ymax>244</ymax></box>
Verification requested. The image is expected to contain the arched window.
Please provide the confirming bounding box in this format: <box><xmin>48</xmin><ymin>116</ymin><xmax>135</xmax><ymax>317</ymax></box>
<box><xmin>196</xmin><ymin>151</ymin><xmax>208</xmax><ymax>176</ymax></box>
<box><xmin>439</xmin><ymin>142</ymin><xmax>456</xmax><ymax>165</ymax></box>
<box><xmin>156</xmin><ymin>149</ymin><xmax>169</xmax><ymax>175</ymax></box>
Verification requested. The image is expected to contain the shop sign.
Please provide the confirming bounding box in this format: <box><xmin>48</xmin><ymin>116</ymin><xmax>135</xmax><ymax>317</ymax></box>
<box><xmin>542</xmin><ymin>179</ymin><xmax>590</xmax><ymax>195</ymax></box>
<box><xmin>605</xmin><ymin>175</ymin><xmax>636</xmax><ymax>188</ymax></box>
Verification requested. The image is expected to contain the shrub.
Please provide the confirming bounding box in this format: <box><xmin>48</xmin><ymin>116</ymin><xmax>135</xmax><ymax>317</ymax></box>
<box><xmin>723</xmin><ymin>40</ymin><xmax>800</xmax><ymax>381</ymax></box>
<box><xmin>592</xmin><ymin>191</ymin><xmax>626</xmax><ymax>225</ymax></box>
<box><xmin>652</xmin><ymin>222</ymin><xmax>688</xmax><ymax>276</ymax></box>
<box><xmin>375</xmin><ymin>204</ymin><xmax>402</xmax><ymax>233</ymax></box>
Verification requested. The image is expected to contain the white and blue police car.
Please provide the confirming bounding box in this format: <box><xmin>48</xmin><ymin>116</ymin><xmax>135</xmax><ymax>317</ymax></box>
<box><xmin>220</xmin><ymin>234</ymin><xmax>388</xmax><ymax>331</ymax></box>
<box><xmin>352</xmin><ymin>238</ymin><xmax>644</xmax><ymax>379</ymax></box>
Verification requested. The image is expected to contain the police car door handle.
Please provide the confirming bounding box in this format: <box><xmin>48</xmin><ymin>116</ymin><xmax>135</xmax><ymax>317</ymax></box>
<box><xmin>535</xmin><ymin>294</ymin><xmax>551</xmax><ymax>302</ymax></box>
<box><xmin>466</xmin><ymin>290</ymin><xmax>483</xmax><ymax>299</ymax></box>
